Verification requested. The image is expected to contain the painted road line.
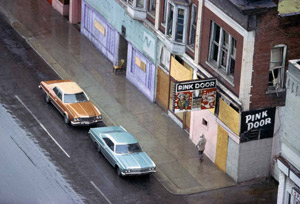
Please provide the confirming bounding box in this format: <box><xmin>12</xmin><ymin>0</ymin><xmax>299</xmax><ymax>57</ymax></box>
<box><xmin>90</xmin><ymin>181</ymin><xmax>112</xmax><ymax>204</ymax></box>
<box><xmin>15</xmin><ymin>95</ymin><xmax>70</xmax><ymax>158</ymax></box>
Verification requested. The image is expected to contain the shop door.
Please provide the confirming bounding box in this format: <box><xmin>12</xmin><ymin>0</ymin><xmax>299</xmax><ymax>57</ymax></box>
<box><xmin>156</xmin><ymin>67</ymin><xmax>169</xmax><ymax>111</ymax></box>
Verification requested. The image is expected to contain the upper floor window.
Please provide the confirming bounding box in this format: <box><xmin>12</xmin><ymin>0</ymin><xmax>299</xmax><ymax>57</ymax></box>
<box><xmin>162</xmin><ymin>0</ymin><xmax>168</xmax><ymax>25</ymax></box>
<box><xmin>268</xmin><ymin>44</ymin><xmax>287</xmax><ymax>89</ymax></box>
<box><xmin>165</xmin><ymin>2</ymin><xmax>188</xmax><ymax>44</ymax></box>
<box><xmin>136</xmin><ymin>0</ymin><xmax>145</xmax><ymax>8</ymax></box>
<box><xmin>188</xmin><ymin>4</ymin><xmax>197</xmax><ymax>49</ymax></box>
<box><xmin>128</xmin><ymin>0</ymin><xmax>134</xmax><ymax>6</ymax></box>
<box><xmin>209</xmin><ymin>21</ymin><xmax>236</xmax><ymax>79</ymax></box>
<box><xmin>127</xmin><ymin>0</ymin><xmax>146</xmax><ymax>9</ymax></box>
<box><xmin>126</xmin><ymin>0</ymin><xmax>147</xmax><ymax>20</ymax></box>
<box><xmin>147</xmin><ymin>0</ymin><xmax>156</xmax><ymax>16</ymax></box>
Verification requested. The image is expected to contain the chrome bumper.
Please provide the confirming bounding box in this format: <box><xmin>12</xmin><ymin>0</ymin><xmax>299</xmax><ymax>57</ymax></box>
<box><xmin>121</xmin><ymin>170</ymin><xmax>156</xmax><ymax>176</ymax></box>
<box><xmin>71</xmin><ymin>119</ymin><xmax>103</xmax><ymax>126</ymax></box>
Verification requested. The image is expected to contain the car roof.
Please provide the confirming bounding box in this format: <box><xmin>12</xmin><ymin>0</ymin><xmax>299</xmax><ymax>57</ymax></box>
<box><xmin>54</xmin><ymin>82</ymin><xmax>83</xmax><ymax>94</ymax></box>
<box><xmin>90</xmin><ymin>126</ymin><xmax>138</xmax><ymax>144</ymax></box>
<box><xmin>104</xmin><ymin>132</ymin><xmax>138</xmax><ymax>144</ymax></box>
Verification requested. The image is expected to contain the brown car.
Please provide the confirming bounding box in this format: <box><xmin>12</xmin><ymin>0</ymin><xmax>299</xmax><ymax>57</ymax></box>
<box><xmin>39</xmin><ymin>79</ymin><xmax>103</xmax><ymax>126</ymax></box>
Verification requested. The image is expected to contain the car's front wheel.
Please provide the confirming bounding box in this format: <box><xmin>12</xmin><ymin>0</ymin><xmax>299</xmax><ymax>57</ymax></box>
<box><xmin>64</xmin><ymin>114</ymin><xmax>70</xmax><ymax>124</ymax></box>
<box><xmin>116</xmin><ymin>166</ymin><xmax>122</xmax><ymax>177</ymax></box>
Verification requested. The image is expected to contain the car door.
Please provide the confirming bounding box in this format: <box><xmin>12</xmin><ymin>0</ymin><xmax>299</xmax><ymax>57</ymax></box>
<box><xmin>52</xmin><ymin>87</ymin><xmax>64</xmax><ymax>114</ymax></box>
<box><xmin>102</xmin><ymin>138</ymin><xmax>116</xmax><ymax>166</ymax></box>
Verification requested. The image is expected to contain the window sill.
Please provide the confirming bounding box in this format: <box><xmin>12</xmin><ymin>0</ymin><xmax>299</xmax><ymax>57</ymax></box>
<box><xmin>147</xmin><ymin>12</ymin><xmax>155</xmax><ymax>19</ymax></box>
<box><xmin>186</xmin><ymin>45</ymin><xmax>195</xmax><ymax>53</ymax></box>
<box><xmin>205</xmin><ymin>61</ymin><xmax>235</xmax><ymax>87</ymax></box>
<box><xmin>265</xmin><ymin>87</ymin><xmax>286</xmax><ymax>95</ymax></box>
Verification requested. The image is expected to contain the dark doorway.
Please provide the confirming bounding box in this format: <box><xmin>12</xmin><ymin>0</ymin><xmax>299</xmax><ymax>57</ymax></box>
<box><xmin>118</xmin><ymin>35</ymin><xmax>128</xmax><ymax>71</ymax></box>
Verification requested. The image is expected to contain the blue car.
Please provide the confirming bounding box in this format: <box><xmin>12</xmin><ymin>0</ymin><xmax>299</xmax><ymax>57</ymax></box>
<box><xmin>89</xmin><ymin>126</ymin><xmax>156</xmax><ymax>176</ymax></box>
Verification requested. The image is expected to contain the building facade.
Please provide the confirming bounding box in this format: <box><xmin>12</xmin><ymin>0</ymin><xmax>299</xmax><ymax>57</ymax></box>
<box><xmin>52</xmin><ymin>0</ymin><xmax>82</xmax><ymax>24</ymax></box>
<box><xmin>80</xmin><ymin>0</ymin><xmax>300</xmax><ymax>182</ymax></box>
<box><xmin>277</xmin><ymin>59</ymin><xmax>300</xmax><ymax>204</ymax></box>
<box><xmin>81</xmin><ymin>0</ymin><xmax>157</xmax><ymax>102</ymax></box>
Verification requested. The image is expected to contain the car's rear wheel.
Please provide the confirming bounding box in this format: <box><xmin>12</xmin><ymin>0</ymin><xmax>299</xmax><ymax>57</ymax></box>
<box><xmin>96</xmin><ymin>143</ymin><xmax>101</xmax><ymax>153</ymax></box>
<box><xmin>45</xmin><ymin>94</ymin><xmax>50</xmax><ymax>103</ymax></box>
<box><xmin>64</xmin><ymin>114</ymin><xmax>70</xmax><ymax>124</ymax></box>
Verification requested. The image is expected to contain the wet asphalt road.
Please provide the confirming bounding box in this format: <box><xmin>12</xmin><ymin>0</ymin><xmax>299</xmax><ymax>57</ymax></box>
<box><xmin>0</xmin><ymin>12</ymin><xmax>278</xmax><ymax>204</ymax></box>
<box><xmin>0</xmin><ymin>12</ymin><xmax>187</xmax><ymax>204</ymax></box>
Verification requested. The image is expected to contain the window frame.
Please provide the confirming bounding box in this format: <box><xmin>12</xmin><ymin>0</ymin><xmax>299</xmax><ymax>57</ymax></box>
<box><xmin>162</xmin><ymin>0</ymin><xmax>168</xmax><ymax>25</ymax></box>
<box><xmin>268</xmin><ymin>44</ymin><xmax>287</xmax><ymax>89</ymax></box>
<box><xmin>147</xmin><ymin>0</ymin><xmax>156</xmax><ymax>16</ymax></box>
<box><xmin>188</xmin><ymin>4</ymin><xmax>197</xmax><ymax>49</ymax></box>
<box><xmin>165</xmin><ymin>2</ymin><xmax>189</xmax><ymax>44</ymax></box>
<box><xmin>208</xmin><ymin>21</ymin><xmax>236</xmax><ymax>80</ymax></box>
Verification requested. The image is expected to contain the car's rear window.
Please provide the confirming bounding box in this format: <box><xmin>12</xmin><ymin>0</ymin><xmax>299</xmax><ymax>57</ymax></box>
<box><xmin>64</xmin><ymin>92</ymin><xmax>88</xmax><ymax>103</ymax></box>
<box><xmin>115</xmin><ymin>143</ymin><xmax>142</xmax><ymax>154</ymax></box>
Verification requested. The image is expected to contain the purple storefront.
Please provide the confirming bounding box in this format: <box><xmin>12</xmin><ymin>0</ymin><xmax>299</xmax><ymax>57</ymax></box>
<box><xmin>126</xmin><ymin>44</ymin><xmax>155</xmax><ymax>102</ymax></box>
<box><xmin>81</xmin><ymin>1</ymin><xmax>119</xmax><ymax>65</ymax></box>
<box><xmin>81</xmin><ymin>0</ymin><xmax>157</xmax><ymax>102</ymax></box>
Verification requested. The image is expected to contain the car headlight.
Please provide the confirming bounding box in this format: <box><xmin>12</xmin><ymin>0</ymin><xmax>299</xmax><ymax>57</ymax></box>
<box><xmin>96</xmin><ymin>115</ymin><xmax>102</xmax><ymax>120</ymax></box>
<box><xmin>74</xmin><ymin>118</ymin><xmax>80</xmax><ymax>122</ymax></box>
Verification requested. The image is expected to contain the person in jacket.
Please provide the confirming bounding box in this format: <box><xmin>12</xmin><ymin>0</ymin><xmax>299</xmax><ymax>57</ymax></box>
<box><xmin>196</xmin><ymin>134</ymin><xmax>206</xmax><ymax>162</ymax></box>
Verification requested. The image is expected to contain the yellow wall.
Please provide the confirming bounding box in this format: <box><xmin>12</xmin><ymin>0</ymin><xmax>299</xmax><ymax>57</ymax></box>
<box><xmin>218</xmin><ymin>98</ymin><xmax>240</xmax><ymax>135</ymax></box>
<box><xmin>215</xmin><ymin>125</ymin><xmax>228</xmax><ymax>172</ymax></box>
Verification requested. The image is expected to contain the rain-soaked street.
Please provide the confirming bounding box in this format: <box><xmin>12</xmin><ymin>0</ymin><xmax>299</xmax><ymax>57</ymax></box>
<box><xmin>0</xmin><ymin>7</ymin><xmax>278</xmax><ymax>204</ymax></box>
<box><xmin>0</xmin><ymin>11</ymin><xmax>187</xmax><ymax>204</ymax></box>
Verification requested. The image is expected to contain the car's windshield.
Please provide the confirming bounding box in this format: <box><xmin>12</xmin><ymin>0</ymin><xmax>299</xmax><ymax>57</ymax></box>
<box><xmin>115</xmin><ymin>143</ymin><xmax>142</xmax><ymax>154</ymax></box>
<box><xmin>64</xmin><ymin>92</ymin><xmax>88</xmax><ymax>103</ymax></box>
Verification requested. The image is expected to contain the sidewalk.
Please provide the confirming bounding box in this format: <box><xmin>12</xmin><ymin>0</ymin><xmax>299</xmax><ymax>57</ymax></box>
<box><xmin>0</xmin><ymin>0</ymin><xmax>236</xmax><ymax>194</ymax></box>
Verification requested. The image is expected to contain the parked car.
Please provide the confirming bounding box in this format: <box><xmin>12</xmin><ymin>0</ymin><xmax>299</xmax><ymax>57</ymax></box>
<box><xmin>89</xmin><ymin>126</ymin><xmax>156</xmax><ymax>176</ymax></box>
<box><xmin>39</xmin><ymin>79</ymin><xmax>102</xmax><ymax>126</ymax></box>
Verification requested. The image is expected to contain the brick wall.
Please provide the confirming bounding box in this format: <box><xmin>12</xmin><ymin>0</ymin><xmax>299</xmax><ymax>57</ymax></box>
<box><xmin>250</xmin><ymin>10</ymin><xmax>300</xmax><ymax>109</ymax></box>
<box><xmin>200</xmin><ymin>6</ymin><xmax>243</xmax><ymax>96</ymax></box>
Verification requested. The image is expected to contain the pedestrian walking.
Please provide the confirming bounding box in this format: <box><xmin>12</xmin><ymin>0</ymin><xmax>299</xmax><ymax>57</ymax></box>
<box><xmin>196</xmin><ymin>134</ymin><xmax>206</xmax><ymax>162</ymax></box>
